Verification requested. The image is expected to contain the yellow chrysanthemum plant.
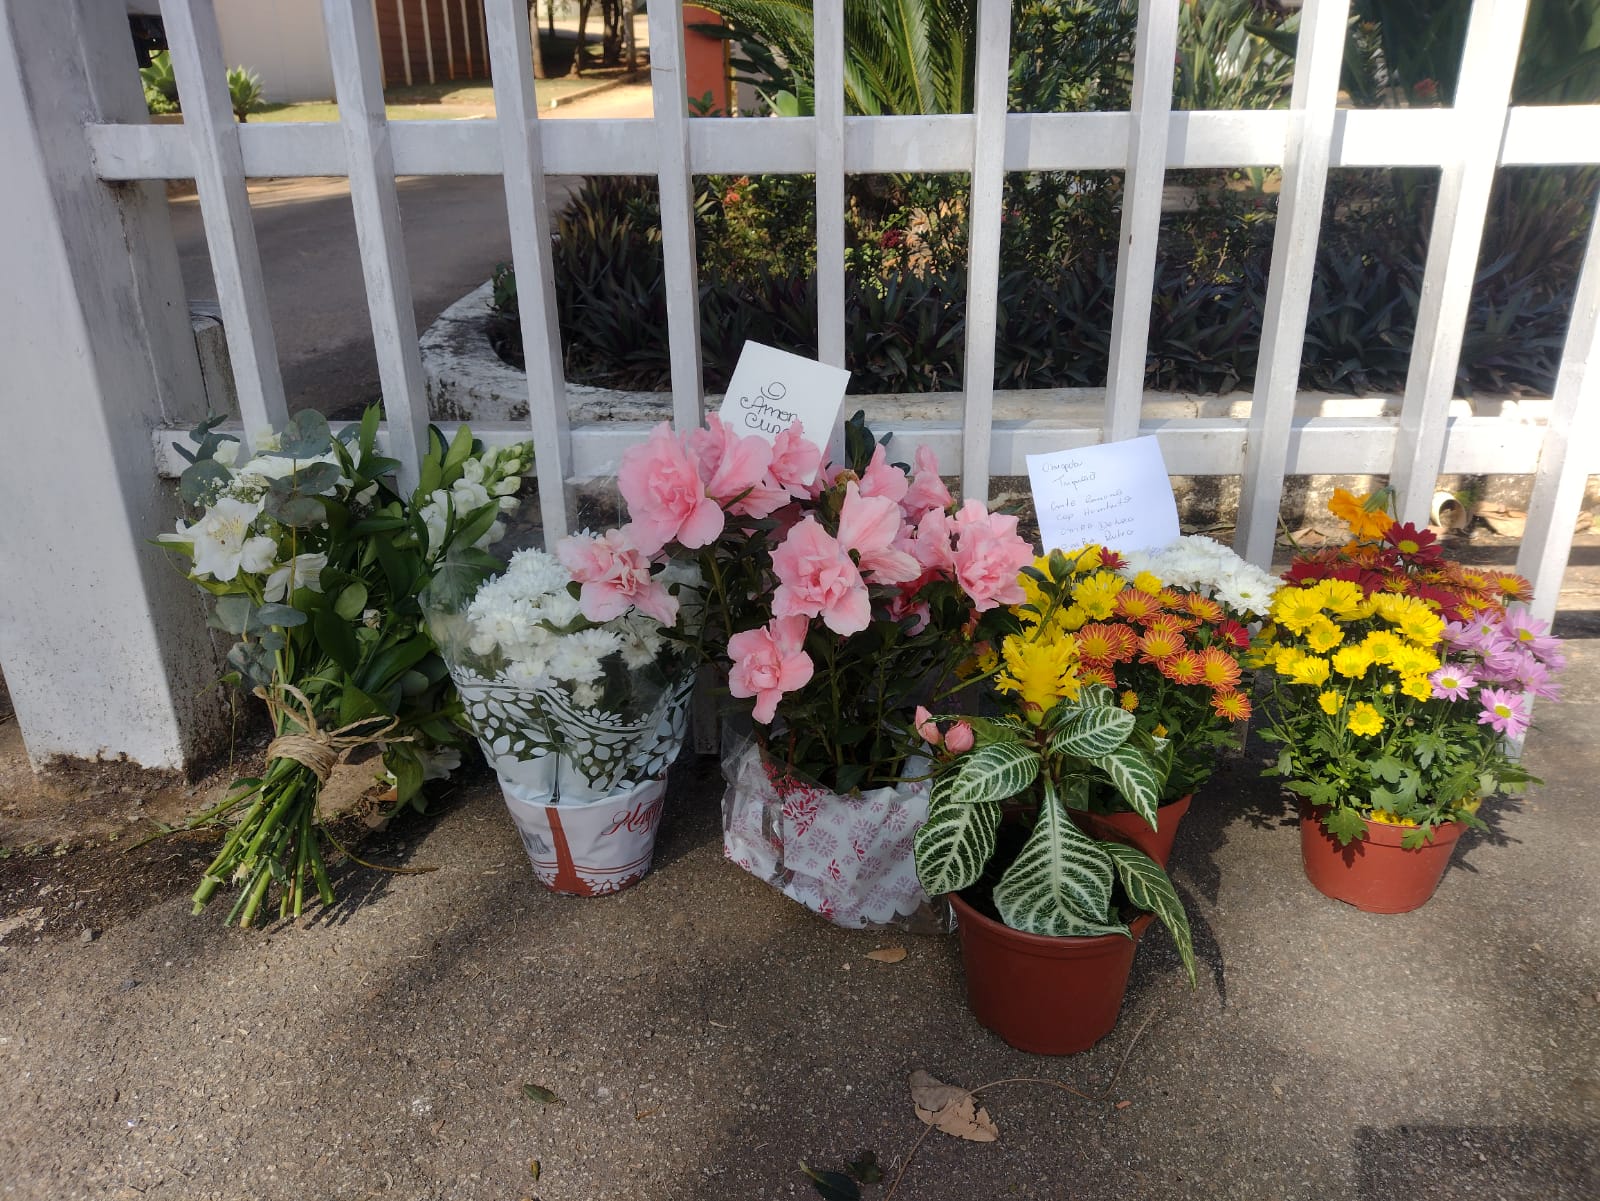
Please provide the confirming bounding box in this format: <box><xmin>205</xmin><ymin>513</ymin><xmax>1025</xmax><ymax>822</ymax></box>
<box><xmin>912</xmin><ymin>549</ymin><xmax>1196</xmax><ymax>982</ymax></box>
<box><xmin>1257</xmin><ymin>489</ymin><xmax>1562</xmax><ymax>848</ymax></box>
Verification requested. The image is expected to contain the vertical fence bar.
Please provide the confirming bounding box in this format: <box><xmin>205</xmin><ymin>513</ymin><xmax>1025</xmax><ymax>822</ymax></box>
<box><xmin>957</xmin><ymin>0</ymin><xmax>1012</xmax><ymax>501</ymax></box>
<box><xmin>322</xmin><ymin>0</ymin><xmax>432</xmax><ymax>493</ymax></box>
<box><xmin>442</xmin><ymin>0</ymin><xmax>456</xmax><ymax>79</ymax></box>
<box><xmin>420</xmin><ymin>0</ymin><xmax>437</xmax><ymax>84</ymax></box>
<box><xmin>478</xmin><ymin>0</ymin><xmax>490</xmax><ymax>77</ymax></box>
<box><xmin>649</xmin><ymin>0</ymin><xmax>704</xmax><ymax>431</ymax></box>
<box><xmin>1389</xmin><ymin>0</ymin><xmax>1530</xmax><ymax>524</ymax></box>
<box><xmin>371</xmin><ymin>0</ymin><xmax>387</xmax><ymax>87</ymax></box>
<box><xmin>397</xmin><ymin>0</ymin><xmax>414</xmax><ymax>85</ymax></box>
<box><xmin>459</xmin><ymin>0</ymin><xmax>473</xmax><ymax>75</ymax></box>
<box><xmin>1233</xmin><ymin>0</ymin><xmax>1350</xmax><ymax>566</ymax></box>
<box><xmin>486</xmin><ymin>0</ymin><xmax>573</xmax><ymax>540</ymax></box>
<box><xmin>1517</xmin><ymin>206</ymin><xmax>1600</xmax><ymax>624</ymax></box>
<box><xmin>813</xmin><ymin>1</ymin><xmax>848</xmax><ymax>459</ymax></box>
<box><xmin>159</xmin><ymin>0</ymin><xmax>287</xmax><ymax>447</ymax></box>
<box><xmin>1102</xmin><ymin>0</ymin><xmax>1179</xmax><ymax>444</ymax></box>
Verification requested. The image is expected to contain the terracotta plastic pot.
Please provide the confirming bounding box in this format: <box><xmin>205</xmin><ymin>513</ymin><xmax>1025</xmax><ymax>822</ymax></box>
<box><xmin>1299</xmin><ymin>802</ymin><xmax>1466</xmax><ymax>914</ymax></box>
<box><xmin>1074</xmin><ymin>794</ymin><xmax>1193</xmax><ymax>868</ymax></box>
<box><xmin>949</xmin><ymin>891</ymin><xmax>1154</xmax><ymax>1055</ymax></box>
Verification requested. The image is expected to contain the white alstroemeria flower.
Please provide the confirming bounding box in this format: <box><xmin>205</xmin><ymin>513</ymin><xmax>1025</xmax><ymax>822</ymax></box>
<box><xmin>418</xmin><ymin>746</ymin><xmax>462</xmax><ymax>782</ymax></box>
<box><xmin>263</xmin><ymin>552</ymin><xmax>328</xmax><ymax>603</ymax></box>
<box><xmin>354</xmin><ymin>482</ymin><xmax>378</xmax><ymax>507</ymax></box>
<box><xmin>212</xmin><ymin>439</ymin><xmax>242</xmax><ymax>468</ymax></box>
<box><xmin>362</xmin><ymin>608</ymin><xmax>381</xmax><ymax>629</ymax></box>
<box><xmin>182</xmin><ymin>497</ymin><xmax>275</xmax><ymax>582</ymax></box>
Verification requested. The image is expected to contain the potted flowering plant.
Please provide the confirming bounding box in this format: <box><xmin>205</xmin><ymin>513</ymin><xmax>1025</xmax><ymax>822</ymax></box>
<box><xmin>913</xmin><ymin>550</ymin><xmax>1197</xmax><ymax>1054</ymax></box>
<box><xmin>993</xmin><ymin>540</ymin><xmax>1274</xmax><ymax>865</ymax></box>
<box><xmin>556</xmin><ymin>411</ymin><xmax>1033</xmax><ymax>926</ymax></box>
<box><xmin>160</xmin><ymin>409</ymin><xmax>521</xmax><ymax>925</ymax></box>
<box><xmin>1257</xmin><ymin>489</ymin><xmax>1564</xmax><ymax>913</ymax></box>
<box><xmin>421</xmin><ymin>532</ymin><xmax>700</xmax><ymax>896</ymax></box>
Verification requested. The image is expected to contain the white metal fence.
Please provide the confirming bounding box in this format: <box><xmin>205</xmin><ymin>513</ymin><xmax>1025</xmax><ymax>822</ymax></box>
<box><xmin>3</xmin><ymin>0</ymin><xmax>1599</xmax><ymax>770</ymax></box>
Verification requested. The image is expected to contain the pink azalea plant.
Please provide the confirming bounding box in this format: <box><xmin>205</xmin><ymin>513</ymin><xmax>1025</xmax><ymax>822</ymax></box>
<box><xmin>557</xmin><ymin>411</ymin><xmax>1033</xmax><ymax>792</ymax></box>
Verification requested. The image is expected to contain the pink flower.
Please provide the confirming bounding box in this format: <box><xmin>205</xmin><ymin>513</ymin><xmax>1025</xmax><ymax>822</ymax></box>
<box><xmin>857</xmin><ymin>444</ymin><xmax>909</xmax><ymax>504</ymax></box>
<box><xmin>688</xmin><ymin>415</ymin><xmax>786</xmax><ymax>518</ymax></box>
<box><xmin>770</xmin><ymin>516</ymin><xmax>871</xmax><ymax>635</ymax></box>
<box><xmin>1477</xmin><ymin>686</ymin><xmax>1531</xmax><ymax>739</ymax></box>
<box><xmin>769</xmin><ymin>421</ymin><xmax>822</xmax><ymax>496</ymax></box>
<box><xmin>887</xmin><ymin>585</ymin><xmax>932</xmax><ymax>635</ymax></box>
<box><xmin>949</xmin><ymin>501</ymin><xmax>1031</xmax><ymax>612</ymax></box>
<box><xmin>555</xmin><ymin>527</ymin><xmax>678</xmax><ymax>626</ymax></box>
<box><xmin>1428</xmin><ymin>666</ymin><xmax>1477</xmax><ymax>702</ymax></box>
<box><xmin>943</xmin><ymin>721</ymin><xmax>975</xmax><ymax>754</ymax></box>
<box><xmin>618</xmin><ymin>423</ymin><xmax>724</xmax><ymax>554</ymax></box>
<box><xmin>1504</xmin><ymin>606</ymin><xmax>1562</xmax><ymax>660</ymax></box>
<box><xmin>728</xmin><ymin>616</ymin><xmax>815</xmax><ymax>723</ymax></box>
<box><xmin>836</xmin><ymin>483</ymin><xmax>920</xmax><ymax>585</ymax></box>
<box><xmin>901</xmin><ymin>445</ymin><xmax>953</xmax><ymax>520</ymax></box>
<box><xmin>914</xmin><ymin>705</ymin><xmax>941</xmax><ymax>746</ymax></box>
<box><xmin>911</xmin><ymin>506</ymin><xmax>956</xmax><ymax>574</ymax></box>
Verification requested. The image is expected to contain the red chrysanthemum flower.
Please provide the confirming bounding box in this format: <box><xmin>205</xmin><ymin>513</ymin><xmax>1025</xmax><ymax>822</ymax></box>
<box><xmin>1214</xmin><ymin>619</ymin><xmax>1251</xmax><ymax>650</ymax></box>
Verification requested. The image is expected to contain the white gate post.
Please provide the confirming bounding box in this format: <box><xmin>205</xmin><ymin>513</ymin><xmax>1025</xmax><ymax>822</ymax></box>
<box><xmin>0</xmin><ymin>0</ymin><xmax>226</xmax><ymax>771</ymax></box>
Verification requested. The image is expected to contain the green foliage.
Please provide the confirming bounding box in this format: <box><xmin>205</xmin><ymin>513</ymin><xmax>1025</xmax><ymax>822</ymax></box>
<box><xmin>942</xmin><ymin>742</ymin><xmax>1041</xmax><ymax>805</ymax></box>
<box><xmin>993</xmin><ymin>782</ymin><xmax>1124</xmax><ymax>937</ymax></box>
<box><xmin>1174</xmin><ymin>0</ymin><xmax>1297</xmax><ymax>111</ymax></box>
<box><xmin>912</xmin><ymin>783</ymin><xmax>1001</xmax><ymax>896</ymax></box>
<box><xmin>228</xmin><ymin>65</ymin><xmax>264</xmax><ymax>122</ymax></box>
<box><xmin>140</xmin><ymin>49</ymin><xmax>179</xmax><ymax>115</ymax></box>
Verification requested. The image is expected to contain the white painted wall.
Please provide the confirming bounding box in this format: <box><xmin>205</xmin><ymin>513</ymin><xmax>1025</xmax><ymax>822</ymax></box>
<box><xmin>216</xmin><ymin>0</ymin><xmax>335</xmax><ymax>103</ymax></box>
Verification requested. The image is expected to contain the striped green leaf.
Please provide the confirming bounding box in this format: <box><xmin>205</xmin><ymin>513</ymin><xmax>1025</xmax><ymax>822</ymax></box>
<box><xmin>1090</xmin><ymin>744</ymin><xmax>1165</xmax><ymax>829</ymax></box>
<box><xmin>992</xmin><ymin>785</ymin><xmax>1124</xmax><ymax>937</ymax></box>
<box><xmin>913</xmin><ymin>781</ymin><xmax>1000</xmax><ymax>897</ymax></box>
<box><xmin>948</xmin><ymin>742</ymin><xmax>1040</xmax><ymax>806</ymax></box>
<box><xmin>1103</xmin><ymin>843</ymin><xmax>1197</xmax><ymax>987</ymax></box>
<box><xmin>1050</xmin><ymin>705</ymin><xmax>1136</xmax><ymax>759</ymax></box>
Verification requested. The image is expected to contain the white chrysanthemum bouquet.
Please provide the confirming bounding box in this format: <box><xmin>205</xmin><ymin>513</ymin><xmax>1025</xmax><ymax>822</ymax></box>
<box><xmin>1116</xmin><ymin>534</ymin><xmax>1281</xmax><ymax>622</ymax></box>
<box><xmin>160</xmin><ymin>409</ymin><xmax>529</xmax><ymax>925</ymax></box>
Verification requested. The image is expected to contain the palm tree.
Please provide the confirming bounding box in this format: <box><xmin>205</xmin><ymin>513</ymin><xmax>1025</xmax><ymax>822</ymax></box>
<box><xmin>699</xmin><ymin>0</ymin><xmax>977</xmax><ymax>115</ymax></box>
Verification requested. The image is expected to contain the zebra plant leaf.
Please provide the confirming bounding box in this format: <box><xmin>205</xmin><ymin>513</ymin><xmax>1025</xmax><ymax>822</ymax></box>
<box><xmin>914</xmin><ymin>779</ymin><xmax>1001</xmax><ymax>897</ymax></box>
<box><xmin>1049</xmin><ymin>705</ymin><xmax>1136</xmax><ymax>758</ymax></box>
<box><xmin>1090</xmin><ymin>744</ymin><xmax>1165</xmax><ymax>829</ymax></box>
<box><xmin>992</xmin><ymin>784</ymin><xmax>1123</xmax><ymax>937</ymax></box>
<box><xmin>947</xmin><ymin>742</ymin><xmax>1040</xmax><ymax>806</ymax></box>
<box><xmin>1103</xmin><ymin>843</ymin><xmax>1197</xmax><ymax>987</ymax></box>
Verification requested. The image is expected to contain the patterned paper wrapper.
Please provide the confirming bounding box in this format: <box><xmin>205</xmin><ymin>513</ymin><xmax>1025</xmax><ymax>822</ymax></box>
<box><xmin>720</xmin><ymin>727</ymin><xmax>952</xmax><ymax>932</ymax></box>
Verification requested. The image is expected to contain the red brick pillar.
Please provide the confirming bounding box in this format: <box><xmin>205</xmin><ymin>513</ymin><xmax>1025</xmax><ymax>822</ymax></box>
<box><xmin>682</xmin><ymin>5</ymin><xmax>730</xmax><ymax>115</ymax></box>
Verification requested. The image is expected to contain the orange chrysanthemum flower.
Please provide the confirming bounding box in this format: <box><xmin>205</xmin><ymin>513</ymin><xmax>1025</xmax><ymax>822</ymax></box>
<box><xmin>1211</xmin><ymin>690</ymin><xmax>1253</xmax><ymax>721</ymax></box>
<box><xmin>1181</xmin><ymin>594</ymin><xmax>1225</xmax><ymax>624</ymax></box>
<box><xmin>1496</xmin><ymin>573</ymin><xmax>1533</xmax><ymax>602</ymax></box>
<box><xmin>1114</xmin><ymin>589</ymin><xmax>1162</xmax><ymax>624</ymax></box>
<box><xmin>1329</xmin><ymin>488</ymin><xmax>1393</xmax><ymax>540</ymax></box>
<box><xmin>1119</xmin><ymin>690</ymin><xmax>1139</xmax><ymax>711</ymax></box>
<box><xmin>1075</xmin><ymin>621</ymin><xmax>1137</xmax><ymax>664</ymax></box>
<box><xmin>1138</xmin><ymin>617</ymin><xmax>1188</xmax><ymax>663</ymax></box>
<box><xmin>1198</xmin><ymin>646</ymin><xmax>1242</xmax><ymax>690</ymax></box>
<box><xmin>1076</xmin><ymin>664</ymin><xmax>1116</xmax><ymax>689</ymax></box>
<box><xmin>1160</xmin><ymin>650</ymin><xmax>1205</xmax><ymax>686</ymax></box>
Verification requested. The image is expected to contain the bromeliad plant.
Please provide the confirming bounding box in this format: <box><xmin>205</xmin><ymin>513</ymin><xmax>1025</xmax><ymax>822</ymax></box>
<box><xmin>160</xmin><ymin>409</ymin><xmax>529</xmax><ymax>925</ymax></box>
<box><xmin>1256</xmin><ymin>489</ymin><xmax>1564</xmax><ymax>847</ymax></box>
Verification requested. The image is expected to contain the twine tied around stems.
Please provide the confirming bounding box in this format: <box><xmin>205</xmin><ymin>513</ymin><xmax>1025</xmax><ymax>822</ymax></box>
<box><xmin>257</xmin><ymin>685</ymin><xmax>410</xmax><ymax>783</ymax></box>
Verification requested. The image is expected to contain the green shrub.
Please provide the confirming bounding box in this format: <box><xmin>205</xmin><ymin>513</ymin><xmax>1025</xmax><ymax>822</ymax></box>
<box><xmin>140</xmin><ymin>49</ymin><xmax>179</xmax><ymax>115</ymax></box>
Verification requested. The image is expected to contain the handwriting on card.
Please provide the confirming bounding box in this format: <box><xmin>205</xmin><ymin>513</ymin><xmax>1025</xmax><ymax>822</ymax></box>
<box><xmin>1026</xmin><ymin>437</ymin><xmax>1179</xmax><ymax>554</ymax></box>
<box><xmin>716</xmin><ymin>343</ymin><xmax>850</xmax><ymax>484</ymax></box>
<box><xmin>735</xmin><ymin>381</ymin><xmax>799</xmax><ymax>436</ymax></box>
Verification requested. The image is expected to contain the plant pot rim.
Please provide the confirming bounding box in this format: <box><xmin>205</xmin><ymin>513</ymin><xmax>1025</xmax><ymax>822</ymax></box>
<box><xmin>948</xmin><ymin>889</ymin><xmax>1155</xmax><ymax>951</ymax></box>
<box><xmin>1300</xmin><ymin>801</ymin><xmax>1467</xmax><ymax>848</ymax></box>
<box><xmin>1078</xmin><ymin>792</ymin><xmax>1194</xmax><ymax>818</ymax></box>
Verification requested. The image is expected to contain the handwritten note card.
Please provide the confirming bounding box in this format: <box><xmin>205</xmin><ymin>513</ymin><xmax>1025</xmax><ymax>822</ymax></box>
<box><xmin>1026</xmin><ymin>436</ymin><xmax>1180</xmax><ymax>554</ymax></box>
<box><xmin>717</xmin><ymin>342</ymin><xmax>849</xmax><ymax>484</ymax></box>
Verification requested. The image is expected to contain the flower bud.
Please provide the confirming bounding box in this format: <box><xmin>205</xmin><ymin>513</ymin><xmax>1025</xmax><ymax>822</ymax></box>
<box><xmin>944</xmin><ymin>722</ymin><xmax>975</xmax><ymax>754</ymax></box>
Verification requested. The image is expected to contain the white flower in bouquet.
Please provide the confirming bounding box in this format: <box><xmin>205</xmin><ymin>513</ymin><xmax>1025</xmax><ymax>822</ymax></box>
<box><xmin>1119</xmin><ymin>534</ymin><xmax>1280</xmax><ymax>620</ymax></box>
<box><xmin>163</xmin><ymin>496</ymin><xmax>277</xmax><ymax>583</ymax></box>
<box><xmin>263</xmin><ymin>552</ymin><xmax>328</xmax><ymax>603</ymax></box>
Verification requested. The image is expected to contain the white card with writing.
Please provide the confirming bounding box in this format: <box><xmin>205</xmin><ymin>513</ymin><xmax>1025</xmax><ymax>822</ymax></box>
<box><xmin>1026</xmin><ymin>436</ymin><xmax>1180</xmax><ymax>554</ymax></box>
<box><xmin>717</xmin><ymin>342</ymin><xmax>849</xmax><ymax>483</ymax></box>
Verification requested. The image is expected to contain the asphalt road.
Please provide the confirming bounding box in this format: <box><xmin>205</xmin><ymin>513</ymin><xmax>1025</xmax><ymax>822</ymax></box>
<box><xmin>169</xmin><ymin>85</ymin><xmax>650</xmax><ymax>420</ymax></box>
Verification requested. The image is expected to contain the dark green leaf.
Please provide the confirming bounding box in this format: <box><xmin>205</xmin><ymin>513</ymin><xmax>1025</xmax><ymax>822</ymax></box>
<box><xmin>333</xmin><ymin>582</ymin><xmax>369</xmax><ymax>621</ymax></box>
<box><xmin>255</xmin><ymin>602</ymin><xmax>307</xmax><ymax>629</ymax></box>
<box><xmin>799</xmin><ymin>1162</ymin><xmax>860</xmax><ymax>1201</ymax></box>
<box><xmin>266</xmin><ymin>410</ymin><xmax>332</xmax><ymax>458</ymax></box>
<box><xmin>263</xmin><ymin>492</ymin><xmax>327</xmax><ymax>528</ymax></box>
<box><xmin>313</xmin><ymin>606</ymin><xmax>360</xmax><ymax>673</ymax></box>
<box><xmin>1103</xmin><ymin>843</ymin><xmax>1196</xmax><ymax>986</ymax></box>
<box><xmin>179</xmin><ymin>459</ymin><xmax>233</xmax><ymax>505</ymax></box>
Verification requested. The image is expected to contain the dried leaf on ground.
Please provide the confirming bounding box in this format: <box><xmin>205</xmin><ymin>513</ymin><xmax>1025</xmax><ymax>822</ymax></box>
<box><xmin>865</xmin><ymin>946</ymin><xmax>907</xmax><ymax>964</ymax></box>
<box><xmin>799</xmin><ymin>1160</ymin><xmax>861</xmax><ymax>1200</ymax></box>
<box><xmin>522</xmin><ymin>1083</ymin><xmax>562</xmax><ymax>1105</ymax></box>
<box><xmin>908</xmin><ymin>1070</ymin><xmax>1000</xmax><ymax>1142</ymax></box>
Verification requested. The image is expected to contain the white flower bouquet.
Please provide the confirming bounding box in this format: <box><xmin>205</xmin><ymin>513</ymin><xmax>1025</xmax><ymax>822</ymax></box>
<box><xmin>160</xmin><ymin>409</ymin><xmax>530</xmax><ymax>925</ymax></box>
<box><xmin>422</xmin><ymin>542</ymin><xmax>701</xmax><ymax>895</ymax></box>
<box><xmin>1115</xmin><ymin>534</ymin><xmax>1281</xmax><ymax>622</ymax></box>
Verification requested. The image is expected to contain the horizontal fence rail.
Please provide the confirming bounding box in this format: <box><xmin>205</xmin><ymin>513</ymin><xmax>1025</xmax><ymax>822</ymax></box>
<box><xmin>100</xmin><ymin>0</ymin><xmax>1600</xmax><ymax>634</ymax></box>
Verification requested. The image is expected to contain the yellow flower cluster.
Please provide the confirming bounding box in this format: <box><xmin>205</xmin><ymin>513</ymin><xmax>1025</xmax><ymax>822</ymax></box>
<box><xmin>1258</xmin><ymin>581</ymin><xmax>1444</xmax><ymax>738</ymax></box>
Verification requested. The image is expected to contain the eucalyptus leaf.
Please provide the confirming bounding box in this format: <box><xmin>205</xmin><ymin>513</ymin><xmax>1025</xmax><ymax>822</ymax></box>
<box><xmin>992</xmin><ymin>784</ymin><xmax>1121</xmax><ymax>937</ymax></box>
<box><xmin>179</xmin><ymin>459</ymin><xmax>233</xmax><ymax>505</ymax></box>
<box><xmin>265</xmin><ymin>410</ymin><xmax>332</xmax><ymax>458</ymax></box>
<box><xmin>287</xmin><ymin>460</ymin><xmax>342</xmax><ymax>495</ymax></box>
<box><xmin>255</xmin><ymin>603</ymin><xmax>307</xmax><ymax>629</ymax></box>
<box><xmin>226</xmin><ymin>641</ymin><xmax>275</xmax><ymax>690</ymax></box>
<box><xmin>210</xmin><ymin>595</ymin><xmax>255</xmax><ymax>636</ymax></box>
<box><xmin>1102</xmin><ymin>842</ymin><xmax>1197</xmax><ymax>986</ymax></box>
<box><xmin>263</xmin><ymin>491</ymin><xmax>327</xmax><ymax>528</ymax></box>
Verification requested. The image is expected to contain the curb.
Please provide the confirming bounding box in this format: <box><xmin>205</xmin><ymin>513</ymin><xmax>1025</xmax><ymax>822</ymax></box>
<box><xmin>546</xmin><ymin>66</ymin><xmax>650</xmax><ymax>110</ymax></box>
